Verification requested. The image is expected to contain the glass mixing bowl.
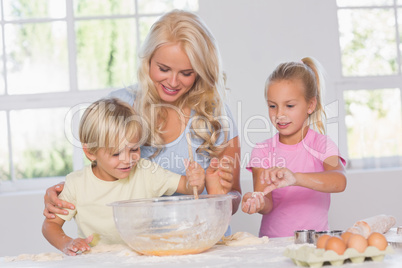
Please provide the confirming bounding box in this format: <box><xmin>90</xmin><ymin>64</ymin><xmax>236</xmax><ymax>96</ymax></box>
<box><xmin>108</xmin><ymin>194</ymin><xmax>234</xmax><ymax>256</ymax></box>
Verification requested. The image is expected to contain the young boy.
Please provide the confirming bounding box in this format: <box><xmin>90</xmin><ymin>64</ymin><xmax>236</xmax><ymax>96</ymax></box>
<box><xmin>42</xmin><ymin>98</ymin><xmax>205</xmax><ymax>256</ymax></box>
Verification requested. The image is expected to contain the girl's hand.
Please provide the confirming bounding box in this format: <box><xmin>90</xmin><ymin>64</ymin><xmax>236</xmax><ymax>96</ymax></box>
<box><xmin>185</xmin><ymin>160</ymin><xmax>205</xmax><ymax>193</ymax></box>
<box><xmin>260</xmin><ymin>167</ymin><xmax>296</xmax><ymax>194</ymax></box>
<box><xmin>206</xmin><ymin>156</ymin><xmax>234</xmax><ymax>194</ymax></box>
<box><xmin>43</xmin><ymin>182</ymin><xmax>75</xmax><ymax>219</ymax></box>
<box><xmin>241</xmin><ymin>192</ymin><xmax>265</xmax><ymax>214</ymax></box>
<box><xmin>63</xmin><ymin>235</ymin><xmax>93</xmax><ymax>256</ymax></box>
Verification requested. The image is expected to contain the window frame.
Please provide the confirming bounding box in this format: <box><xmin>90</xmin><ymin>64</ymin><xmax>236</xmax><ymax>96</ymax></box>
<box><xmin>0</xmin><ymin>1</ymin><xmax>197</xmax><ymax>190</ymax></box>
<box><xmin>336</xmin><ymin>1</ymin><xmax>402</xmax><ymax>169</ymax></box>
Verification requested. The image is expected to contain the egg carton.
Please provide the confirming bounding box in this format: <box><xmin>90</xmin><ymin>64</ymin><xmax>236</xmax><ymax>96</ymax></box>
<box><xmin>283</xmin><ymin>245</ymin><xmax>394</xmax><ymax>268</ymax></box>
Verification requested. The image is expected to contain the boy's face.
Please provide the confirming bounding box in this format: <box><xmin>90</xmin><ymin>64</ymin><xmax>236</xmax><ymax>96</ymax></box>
<box><xmin>91</xmin><ymin>141</ymin><xmax>141</xmax><ymax>181</ymax></box>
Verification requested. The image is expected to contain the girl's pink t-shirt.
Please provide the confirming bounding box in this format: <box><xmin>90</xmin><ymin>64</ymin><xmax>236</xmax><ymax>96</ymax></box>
<box><xmin>246</xmin><ymin>128</ymin><xmax>346</xmax><ymax>238</ymax></box>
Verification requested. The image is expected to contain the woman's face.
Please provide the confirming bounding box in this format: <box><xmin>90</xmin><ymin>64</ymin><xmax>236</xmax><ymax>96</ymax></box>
<box><xmin>149</xmin><ymin>43</ymin><xmax>197</xmax><ymax>104</ymax></box>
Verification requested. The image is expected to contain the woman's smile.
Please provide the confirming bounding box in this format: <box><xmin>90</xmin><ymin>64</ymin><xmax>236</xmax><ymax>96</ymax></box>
<box><xmin>162</xmin><ymin>84</ymin><xmax>180</xmax><ymax>95</ymax></box>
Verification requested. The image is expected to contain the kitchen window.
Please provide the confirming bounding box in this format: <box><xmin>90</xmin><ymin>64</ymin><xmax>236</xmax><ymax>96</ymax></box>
<box><xmin>337</xmin><ymin>0</ymin><xmax>402</xmax><ymax>169</ymax></box>
<box><xmin>0</xmin><ymin>0</ymin><xmax>198</xmax><ymax>190</ymax></box>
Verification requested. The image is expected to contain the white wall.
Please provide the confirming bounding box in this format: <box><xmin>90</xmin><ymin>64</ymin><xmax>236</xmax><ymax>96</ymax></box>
<box><xmin>1</xmin><ymin>0</ymin><xmax>401</xmax><ymax>257</ymax></box>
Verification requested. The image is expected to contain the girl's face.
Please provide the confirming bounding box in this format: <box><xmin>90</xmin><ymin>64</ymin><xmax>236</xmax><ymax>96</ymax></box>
<box><xmin>149</xmin><ymin>43</ymin><xmax>197</xmax><ymax>104</ymax></box>
<box><xmin>267</xmin><ymin>79</ymin><xmax>316</xmax><ymax>145</ymax></box>
<box><xmin>87</xmin><ymin>141</ymin><xmax>141</xmax><ymax>181</ymax></box>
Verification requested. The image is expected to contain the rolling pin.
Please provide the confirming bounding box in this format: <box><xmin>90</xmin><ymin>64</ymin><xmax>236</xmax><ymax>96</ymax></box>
<box><xmin>346</xmin><ymin>214</ymin><xmax>396</xmax><ymax>238</ymax></box>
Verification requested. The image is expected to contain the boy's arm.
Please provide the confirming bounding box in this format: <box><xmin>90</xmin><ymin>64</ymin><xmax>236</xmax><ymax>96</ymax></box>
<box><xmin>42</xmin><ymin>217</ymin><xmax>92</xmax><ymax>256</ymax></box>
<box><xmin>176</xmin><ymin>161</ymin><xmax>205</xmax><ymax>195</ymax></box>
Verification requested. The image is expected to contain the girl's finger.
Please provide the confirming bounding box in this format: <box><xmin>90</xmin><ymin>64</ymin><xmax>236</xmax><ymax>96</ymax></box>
<box><xmin>263</xmin><ymin>184</ymin><xmax>275</xmax><ymax>195</ymax></box>
<box><xmin>242</xmin><ymin>202</ymin><xmax>251</xmax><ymax>214</ymax></box>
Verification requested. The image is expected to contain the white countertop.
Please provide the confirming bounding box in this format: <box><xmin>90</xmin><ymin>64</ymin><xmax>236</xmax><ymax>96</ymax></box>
<box><xmin>2</xmin><ymin>235</ymin><xmax>402</xmax><ymax>268</ymax></box>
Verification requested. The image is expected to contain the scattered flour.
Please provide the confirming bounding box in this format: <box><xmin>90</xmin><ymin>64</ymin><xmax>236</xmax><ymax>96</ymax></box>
<box><xmin>4</xmin><ymin>243</ymin><xmax>137</xmax><ymax>263</ymax></box>
<box><xmin>4</xmin><ymin>252</ymin><xmax>64</xmax><ymax>262</ymax></box>
<box><xmin>219</xmin><ymin>232</ymin><xmax>269</xmax><ymax>246</ymax></box>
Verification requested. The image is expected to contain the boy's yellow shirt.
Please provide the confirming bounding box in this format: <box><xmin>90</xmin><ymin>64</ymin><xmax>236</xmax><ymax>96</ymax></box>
<box><xmin>57</xmin><ymin>158</ymin><xmax>181</xmax><ymax>244</ymax></box>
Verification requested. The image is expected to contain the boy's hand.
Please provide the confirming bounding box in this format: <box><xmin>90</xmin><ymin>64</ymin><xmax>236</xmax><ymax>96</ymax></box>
<box><xmin>63</xmin><ymin>235</ymin><xmax>93</xmax><ymax>256</ymax></box>
<box><xmin>185</xmin><ymin>160</ymin><xmax>205</xmax><ymax>192</ymax></box>
<box><xmin>260</xmin><ymin>167</ymin><xmax>296</xmax><ymax>194</ymax></box>
<box><xmin>241</xmin><ymin>192</ymin><xmax>265</xmax><ymax>214</ymax></box>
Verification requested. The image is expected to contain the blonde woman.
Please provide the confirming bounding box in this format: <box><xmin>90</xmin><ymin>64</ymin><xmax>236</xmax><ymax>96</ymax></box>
<box><xmin>44</xmin><ymin>10</ymin><xmax>241</xmax><ymax>233</ymax></box>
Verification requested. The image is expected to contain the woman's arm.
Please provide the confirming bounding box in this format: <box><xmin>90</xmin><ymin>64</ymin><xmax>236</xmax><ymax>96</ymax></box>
<box><xmin>43</xmin><ymin>182</ymin><xmax>76</xmax><ymax>219</ymax></box>
<box><xmin>206</xmin><ymin>136</ymin><xmax>241</xmax><ymax>214</ymax></box>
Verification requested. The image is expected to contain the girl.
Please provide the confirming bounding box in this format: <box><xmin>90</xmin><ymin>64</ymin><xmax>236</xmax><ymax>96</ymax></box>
<box><xmin>242</xmin><ymin>57</ymin><xmax>347</xmax><ymax>238</ymax></box>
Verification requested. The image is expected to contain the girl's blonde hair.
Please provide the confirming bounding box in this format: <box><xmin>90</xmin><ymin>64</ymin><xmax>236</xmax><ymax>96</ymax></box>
<box><xmin>79</xmin><ymin>98</ymin><xmax>145</xmax><ymax>155</ymax></box>
<box><xmin>265</xmin><ymin>57</ymin><xmax>327</xmax><ymax>134</ymax></box>
<box><xmin>136</xmin><ymin>9</ymin><xmax>227</xmax><ymax>157</ymax></box>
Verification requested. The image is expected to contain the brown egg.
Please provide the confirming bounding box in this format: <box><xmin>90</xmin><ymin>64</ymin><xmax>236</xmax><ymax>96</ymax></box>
<box><xmin>325</xmin><ymin>236</ymin><xmax>346</xmax><ymax>255</ymax></box>
<box><xmin>347</xmin><ymin>234</ymin><xmax>368</xmax><ymax>253</ymax></box>
<box><xmin>316</xmin><ymin>234</ymin><xmax>331</xmax><ymax>249</ymax></box>
<box><xmin>367</xmin><ymin>232</ymin><xmax>388</xmax><ymax>250</ymax></box>
<box><xmin>341</xmin><ymin>231</ymin><xmax>353</xmax><ymax>244</ymax></box>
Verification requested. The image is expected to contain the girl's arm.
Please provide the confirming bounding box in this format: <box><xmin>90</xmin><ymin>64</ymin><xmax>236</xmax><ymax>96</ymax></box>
<box><xmin>241</xmin><ymin>167</ymin><xmax>274</xmax><ymax>215</ymax></box>
<box><xmin>205</xmin><ymin>137</ymin><xmax>242</xmax><ymax>214</ymax></box>
<box><xmin>176</xmin><ymin>161</ymin><xmax>205</xmax><ymax>195</ymax></box>
<box><xmin>42</xmin><ymin>217</ymin><xmax>92</xmax><ymax>256</ymax></box>
<box><xmin>293</xmin><ymin>155</ymin><xmax>347</xmax><ymax>192</ymax></box>
<box><xmin>43</xmin><ymin>182</ymin><xmax>76</xmax><ymax>218</ymax></box>
<box><xmin>261</xmin><ymin>155</ymin><xmax>347</xmax><ymax>194</ymax></box>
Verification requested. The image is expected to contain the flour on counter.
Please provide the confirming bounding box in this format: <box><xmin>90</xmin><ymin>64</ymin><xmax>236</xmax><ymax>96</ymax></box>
<box><xmin>219</xmin><ymin>232</ymin><xmax>269</xmax><ymax>246</ymax></box>
<box><xmin>3</xmin><ymin>243</ymin><xmax>138</xmax><ymax>263</ymax></box>
<box><xmin>4</xmin><ymin>252</ymin><xmax>64</xmax><ymax>262</ymax></box>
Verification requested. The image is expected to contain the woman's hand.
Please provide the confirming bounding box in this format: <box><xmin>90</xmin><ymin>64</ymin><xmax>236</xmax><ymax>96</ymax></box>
<box><xmin>185</xmin><ymin>160</ymin><xmax>205</xmax><ymax>194</ymax></box>
<box><xmin>241</xmin><ymin>192</ymin><xmax>265</xmax><ymax>214</ymax></box>
<box><xmin>43</xmin><ymin>182</ymin><xmax>75</xmax><ymax>219</ymax></box>
<box><xmin>205</xmin><ymin>156</ymin><xmax>234</xmax><ymax>194</ymax></box>
<box><xmin>260</xmin><ymin>167</ymin><xmax>296</xmax><ymax>194</ymax></box>
<box><xmin>63</xmin><ymin>235</ymin><xmax>93</xmax><ymax>256</ymax></box>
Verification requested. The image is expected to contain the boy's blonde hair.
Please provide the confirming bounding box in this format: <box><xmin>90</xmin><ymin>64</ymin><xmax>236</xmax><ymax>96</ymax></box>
<box><xmin>136</xmin><ymin>9</ymin><xmax>227</xmax><ymax>157</ymax></box>
<box><xmin>79</xmin><ymin>98</ymin><xmax>145</xmax><ymax>155</ymax></box>
<box><xmin>265</xmin><ymin>57</ymin><xmax>327</xmax><ymax>134</ymax></box>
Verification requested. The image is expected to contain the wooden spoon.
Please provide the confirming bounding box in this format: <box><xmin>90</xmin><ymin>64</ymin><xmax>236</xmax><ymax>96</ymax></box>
<box><xmin>186</xmin><ymin>132</ymin><xmax>198</xmax><ymax>199</ymax></box>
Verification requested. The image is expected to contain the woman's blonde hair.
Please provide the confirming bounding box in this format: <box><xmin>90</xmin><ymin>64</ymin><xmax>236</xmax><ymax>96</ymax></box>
<box><xmin>136</xmin><ymin>9</ymin><xmax>227</xmax><ymax>157</ymax></box>
<box><xmin>265</xmin><ymin>57</ymin><xmax>327</xmax><ymax>134</ymax></box>
<box><xmin>79</xmin><ymin>98</ymin><xmax>145</xmax><ymax>156</ymax></box>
